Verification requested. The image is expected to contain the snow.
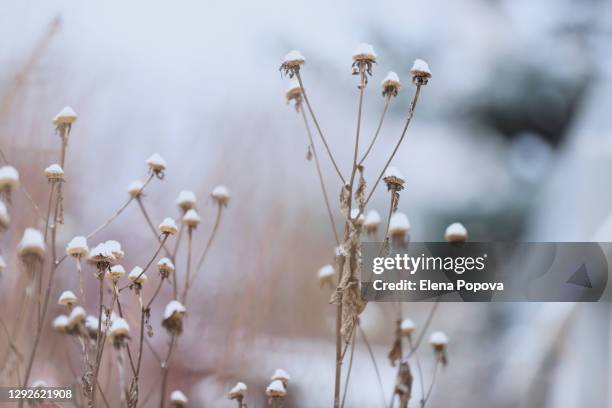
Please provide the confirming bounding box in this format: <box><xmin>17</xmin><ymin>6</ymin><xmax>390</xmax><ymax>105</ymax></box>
<box><xmin>400</xmin><ymin>318</ymin><xmax>416</xmax><ymax>334</ymax></box>
<box><xmin>158</xmin><ymin>257</ymin><xmax>175</xmax><ymax>271</ymax></box>
<box><xmin>104</xmin><ymin>240</ymin><xmax>124</xmax><ymax>259</ymax></box>
<box><xmin>53</xmin><ymin>106</ymin><xmax>78</xmax><ymax>125</ymax></box>
<box><xmin>66</xmin><ymin>236</ymin><xmax>89</xmax><ymax>257</ymax></box>
<box><xmin>410</xmin><ymin>59</ymin><xmax>432</xmax><ymax>76</ymax></box>
<box><xmin>52</xmin><ymin>315</ymin><xmax>69</xmax><ymax>330</ymax></box>
<box><xmin>145</xmin><ymin>153</ymin><xmax>167</xmax><ymax>171</ymax></box>
<box><xmin>0</xmin><ymin>166</ymin><xmax>20</xmax><ymax>188</ymax></box>
<box><xmin>382</xmin><ymin>71</ymin><xmax>400</xmax><ymax>85</ymax></box>
<box><xmin>107</xmin><ymin>264</ymin><xmax>126</xmax><ymax>280</ymax></box>
<box><xmin>85</xmin><ymin>315</ymin><xmax>99</xmax><ymax>332</ymax></box>
<box><xmin>89</xmin><ymin>242</ymin><xmax>116</xmax><ymax>262</ymax></box>
<box><xmin>170</xmin><ymin>390</ymin><xmax>188</xmax><ymax>404</ymax></box>
<box><xmin>350</xmin><ymin>208</ymin><xmax>365</xmax><ymax>224</ymax></box>
<box><xmin>283</xmin><ymin>50</ymin><xmax>305</xmax><ymax>64</ymax></box>
<box><xmin>384</xmin><ymin>166</ymin><xmax>404</xmax><ymax>180</ymax></box>
<box><xmin>429</xmin><ymin>331</ymin><xmax>449</xmax><ymax>346</ymax></box>
<box><xmin>159</xmin><ymin>217</ymin><xmax>178</xmax><ymax>234</ymax></box>
<box><xmin>127</xmin><ymin>180</ymin><xmax>144</xmax><ymax>197</ymax></box>
<box><xmin>352</xmin><ymin>43</ymin><xmax>376</xmax><ymax>60</ymax></box>
<box><xmin>445</xmin><ymin>222</ymin><xmax>468</xmax><ymax>241</ymax></box>
<box><xmin>271</xmin><ymin>368</ymin><xmax>290</xmax><ymax>382</ymax></box>
<box><xmin>317</xmin><ymin>264</ymin><xmax>335</xmax><ymax>279</ymax></box>
<box><xmin>164</xmin><ymin>300</ymin><xmax>186</xmax><ymax>320</ymax></box>
<box><xmin>266</xmin><ymin>380</ymin><xmax>286</xmax><ymax>396</ymax></box>
<box><xmin>110</xmin><ymin>317</ymin><xmax>130</xmax><ymax>337</ymax></box>
<box><xmin>58</xmin><ymin>290</ymin><xmax>77</xmax><ymax>305</ymax></box>
<box><xmin>18</xmin><ymin>228</ymin><xmax>46</xmax><ymax>256</ymax></box>
<box><xmin>388</xmin><ymin>212</ymin><xmax>410</xmax><ymax>234</ymax></box>
<box><xmin>228</xmin><ymin>382</ymin><xmax>247</xmax><ymax>397</ymax></box>
<box><xmin>68</xmin><ymin>306</ymin><xmax>86</xmax><ymax>326</ymax></box>
<box><xmin>128</xmin><ymin>266</ymin><xmax>147</xmax><ymax>283</ymax></box>
<box><xmin>182</xmin><ymin>208</ymin><xmax>201</xmax><ymax>226</ymax></box>
<box><xmin>364</xmin><ymin>210</ymin><xmax>381</xmax><ymax>226</ymax></box>
<box><xmin>175</xmin><ymin>190</ymin><xmax>196</xmax><ymax>208</ymax></box>
<box><xmin>212</xmin><ymin>185</ymin><xmax>230</xmax><ymax>199</ymax></box>
<box><xmin>44</xmin><ymin>163</ymin><xmax>64</xmax><ymax>177</ymax></box>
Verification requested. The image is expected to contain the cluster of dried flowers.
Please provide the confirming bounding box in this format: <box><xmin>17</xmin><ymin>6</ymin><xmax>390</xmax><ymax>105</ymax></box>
<box><xmin>282</xmin><ymin>44</ymin><xmax>463</xmax><ymax>407</ymax></box>
<box><xmin>0</xmin><ymin>106</ymin><xmax>231</xmax><ymax>407</ymax></box>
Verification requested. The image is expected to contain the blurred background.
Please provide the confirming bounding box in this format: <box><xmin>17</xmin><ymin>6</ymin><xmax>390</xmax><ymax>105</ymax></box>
<box><xmin>1</xmin><ymin>0</ymin><xmax>612</xmax><ymax>406</ymax></box>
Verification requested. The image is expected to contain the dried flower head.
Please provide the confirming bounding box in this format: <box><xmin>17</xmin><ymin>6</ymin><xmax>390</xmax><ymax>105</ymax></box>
<box><xmin>317</xmin><ymin>264</ymin><xmax>336</xmax><ymax>287</ymax></box>
<box><xmin>364</xmin><ymin>210</ymin><xmax>381</xmax><ymax>236</ymax></box>
<box><xmin>381</xmin><ymin>71</ymin><xmax>401</xmax><ymax>97</ymax></box>
<box><xmin>280</xmin><ymin>50</ymin><xmax>305</xmax><ymax>77</ymax></box>
<box><xmin>175</xmin><ymin>190</ymin><xmax>196</xmax><ymax>211</ymax></box>
<box><xmin>66</xmin><ymin>236</ymin><xmax>88</xmax><ymax>258</ymax></box>
<box><xmin>68</xmin><ymin>306</ymin><xmax>86</xmax><ymax>328</ymax></box>
<box><xmin>52</xmin><ymin>106</ymin><xmax>78</xmax><ymax>126</ymax></box>
<box><xmin>146</xmin><ymin>153</ymin><xmax>167</xmax><ymax>176</ymax></box>
<box><xmin>0</xmin><ymin>166</ymin><xmax>19</xmax><ymax>202</ymax></box>
<box><xmin>410</xmin><ymin>59</ymin><xmax>432</xmax><ymax>85</ymax></box>
<box><xmin>285</xmin><ymin>79</ymin><xmax>302</xmax><ymax>110</ymax></box>
<box><xmin>159</xmin><ymin>217</ymin><xmax>178</xmax><ymax>235</ymax></box>
<box><xmin>266</xmin><ymin>379</ymin><xmax>287</xmax><ymax>398</ymax></box>
<box><xmin>445</xmin><ymin>222</ymin><xmax>468</xmax><ymax>243</ymax></box>
<box><xmin>18</xmin><ymin>228</ymin><xmax>46</xmax><ymax>261</ymax></box>
<box><xmin>58</xmin><ymin>290</ymin><xmax>77</xmax><ymax>306</ymax></box>
<box><xmin>109</xmin><ymin>317</ymin><xmax>130</xmax><ymax>347</ymax></box>
<box><xmin>106</xmin><ymin>265</ymin><xmax>126</xmax><ymax>282</ymax></box>
<box><xmin>429</xmin><ymin>330</ymin><xmax>448</xmax><ymax>366</ymax></box>
<box><xmin>182</xmin><ymin>209</ymin><xmax>201</xmax><ymax>228</ymax></box>
<box><xmin>211</xmin><ymin>185</ymin><xmax>231</xmax><ymax>207</ymax></box>
<box><xmin>400</xmin><ymin>318</ymin><xmax>416</xmax><ymax>337</ymax></box>
<box><xmin>157</xmin><ymin>257</ymin><xmax>175</xmax><ymax>278</ymax></box>
<box><xmin>0</xmin><ymin>200</ymin><xmax>9</xmax><ymax>229</ymax></box>
<box><xmin>352</xmin><ymin>43</ymin><xmax>377</xmax><ymax>63</ymax></box>
<box><xmin>350</xmin><ymin>208</ymin><xmax>365</xmax><ymax>226</ymax></box>
<box><xmin>271</xmin><ymin>368</ymin><xmax>290</xmax><ymax>385</ymax></box>
<box><xmin>388</xmin><ymin>212</ymin><xmax>410</xmax><ymax>246</ymax></box>
<box><xmin>52</xmin><ymin>315</ymin><xmax>69</xmax><ymax>332</ymax></box>
<box><xmin>89</xmin><ymin>242</ymin><xmax>116</xmax><ymax>266</ymax></box>
<box><xmin>162</xmin><ymin>300</ymin><xmax>186</xmax><ymax>335</ymax></box>
<box><xmin>128</xmin><ymin>266</ymin><xmax>147</xmax><ymax>285</ymax></box>
<box><xmin>170</xmin><ymin>390</ymin><xmax>188</xmax><ymax>407</ymax></box>
<box><xmin>104</xmin><ymin>240</ymin><xmax>124</xmax><ymax>259</ymax></box>
<box><xmin>383</xmin><ymin>166</ymin><xmax>405</xmax><ymax>191</ymax></box>
<box><xmin>228</xmin><ymin>382</ymin><xmax>247</xmax><ymax>401</ymax></box>
<box><xmin>44</xmin><ymin>163</ymin><xmax>64</xmax><ymax>182</ymax></box>
<box><xmin>127</xmin><ymin>180</ymin><xmax>145</xmax><ymax>198</ymax></box>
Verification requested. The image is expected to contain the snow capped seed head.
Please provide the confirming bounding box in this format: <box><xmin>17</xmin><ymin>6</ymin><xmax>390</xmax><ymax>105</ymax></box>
<box><xmin>410</xmin><ymin>59</ymin><xmax>432</xmax><ymax>85</ymax></box>
<box><xmin>170</xmin><ymin>390</ymin><xmax>188</xmax><ymax>406</ymax></box>
<box><xmin>182</xmin><ymin>209</ymin><xmax>200</xmax><ymax>228</ymax></box>
<box><xmin>175</xmin><ymin>190</ymin><xmax>196</xmax><ymax>211</ymax></box>
<box><xmin>0</xmin><ymin>200</ymin><xmax>9</xmax><ymax>229</ymax></box>
<box><xmin>32</xmin><ymin>380</ymin><xmax>48</xmax><ymax>388</ymax></box>
<box><xmin>104</xmin><ymin>240</ymin><xmax>124</xmax><ymax>259</ymax></box>
<box><xmin>18</xmin><ymin>228</ymin><xmax>46</xmax><ymax>260</ymax></box>
<box><xmin>52</xmin><ymin>106</ymin><xmax>78</xmax><ymax>125</ymax></box>
<box><xmin>211</xmin><ymin>185</ymin><xmax>230</xmax><ymax>207</ymax></box>
<box><xmin>350</xmin><ymin>208</ymin><xmax>365</xmax><ymax>226</ymax></box>
<box><xmin>352</xmin><ymin>43</ymin><xmax>377</xmax><ymax>62</ymax></box>
<box><xmin>317</xmin><ymin>264</ymin><xmax>336</xmax><ymax>287</ymax></box>
<box><xmin>266</xmin><ymin>380</ymin><xmax>287</xmax><ymax>398</ymax></box>
<box><xmin>364</xmin><ymin>210</ymin><xmax>381</xmax><ymax>235</ymax></box>
<box><xmin>0</xmin><ymin>255</ymin><xmax>6</xmax><ymax>273</ymax></box>
<box><xmin>58</xmin><ymin>290</ymin><xmax>77</xmax><ymax>306</ymax></box>
<box><xmin>162</xmin><ymin>300</ymin><xmax>186</xmax><ymax>335</ymax></box>
<box><xmin>109</xmin><ymin>317</ymin><xmax>130</xmax><ymax>345</ymax></box>
<box><xmin>146</xmin><ymin>153</ymin><xmax>167</xmax><ymax>174</ymax></box>
<box><xmin>383</xmin><ymin>166</ymin><xmax>405</xmax><ymax>191</ymax></box>
<box><xmin>445</xmin><ymin>222</ymin><xmax>468</xmax><ymax>243</ymax></box>
<box><xmin>128</xmin><ymin>266</ymin><xmax>147</xmax><ymax>285</ymax></box>
<box><xmin>0</xmin><ymin>166</ymin><xmax>19</xmax><ymax>189</ymax></box>
<box><xmin>68</xmin><ymin>306</ymin><xmax>86</xmax><ymax>327</ymax></box>
<box><xmin>271</xmin><ymin>368</ymin><xmax>290</xmax><ymax>385</ymax></box>
<box><xmin>400</xmin><ymin>318</ymin><xmax>416</xmax><ymax>336</ymax></box>
<box><xmin>280</xmin><ymin>50</ymin><xmax>305</xmax><ymax>77</ymax></box>
<box><xmin>382</xmin><ymin>71</ymin><xmax>401</xmax><ymax>97</ymax></box>
<box><xmin>228</xmin><ymin>382</ymin><xmax>247</xmax><ymax>400</ymax></box>
<box><xmin>52</xmin><ymin>315</ymin><xmax>69</xmax><ymax>332</ymax></box>
<box><xmin>127</xmin><ymin>180</ymin><xmax>145</xmax><ymax>198</ymax></box>
<box><xmin>389</xmin><ymin>212</ymin><xmax>410</xmax><ymax>236</ymax></box>
<box><xmin>157</xmin><ymin>257</ymin><xmax>175</xmax><ymax>278</ymax></box>
<box><xmin>429</xmin><ymin>331</ymin><xmax>448</xmax><ymax>348</ymax></box>
<box><xmin>44</xmin><ymin>164</ymin><xmax>64</xmax><ymax>182</ymax></box>
<box><xmin>159</xmin><ymin>217</ymin><xmax>178</xmax><ymax>235</ymax></box>
<box><xmin>286</xmin><ymin>79</ymin><xmax>302</xmax><ymax>105</ymax></box>
<box><xmin>85</xmin><ymin>315</ymin><xmax>99</xmax><ymax>337</ymax></box>
<box><xmin>89</xmin><ymin>243</ymin><xmax>116</xmax><ymax>264</ymax></box>
<box><xmin>66</xmin><ymin>236</ymin><xmax>88</xmax><ymax>258</ymax></box>
<box><xmin>106</xmin><ymin>265</ymin><xmax>126</xmax><ymax>282</ymax></box>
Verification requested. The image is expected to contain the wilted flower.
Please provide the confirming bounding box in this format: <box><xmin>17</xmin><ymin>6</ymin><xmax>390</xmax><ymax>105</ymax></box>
<box><xmin>317</xmin><ymin>264</ymin><xmax>335</xmax><ymax>287</ymax></box>
<box><xmin>127</xmin><ymin>180</ymin><xmax>145</xmax><ymax>198</ymax></box>
<box><xmin>280</xmin><ymin>50</ymin><xmax>305</xmax><ymax>77</ymax></box>
<box><xmin>89</xmin><ymin>242</ymin><xmax>115</xmax><ymax>266</ymax></box>
<box><xmin>159</xmin><ymin>217</ymin><xmax>178</xmax><ymax>235</ymax></box>
<box><xmin>66</xmin><ymin>236</ymin><xmax>88</xmax><ymax>258</ymax></box>
<box><xmin>18</xmin><ymin>228</ymin><xmax>45</xmax><ymax>262</ymax></box>
<box><xmin>410</xmin><ymin>59</ymin><xmax>432</xmax><ymax>85</ymax></box>
<box><xmin>228</xmin><ymin>382</ymin><xmax>247</xmax><ymax>401</ymax></box>
<box><xmin>271</xmin><ymin>368</ymin><xmax>290</xmax><ymax>386</ymax></box>
<box><xmin>0</xmin><ymin>166</ymin><xmax>19</xmax><ymax>200</ymax></box>
<box><xmin>211</xmin><ymin>185</ymin><xmax>230</xmax><ymax>207</ymax></box>
<box><xmin>68</xmin><ymin>306</ymin><xmax>86</xmax><ymax>328</ymax></box>
<box><xmin>170</xmin><ymin>390</ymin><xmax>188</xmax><ymax>407</ymax></box>
<box><xmin>128</xmin><ymin>266</ymin><xmax>147</xmax><ymax>285</ymax></box>
<box><xmin>146</xmin><ymin>153</ymin><xmax>167</xmax><ymax>176</ymax></box>
<box><xmin>58</xmin><ymin>290</ymin><xmax>77</xmax><ymax>306</ymax></box>
<box><xmin>182</xmin><ymin>209</ymin><xmax>201</xmax><ymax>228</ymax></box>
<box><xmin>445</xmin><ymin>222</ymin><xmax>468</xmax><ymax>243</ymax></box>
<box><xmin>383</xmin><ymin>166</ymin><xmax>405</xmax><ymax>191</ymax></box>
<box><xmin>285</xmin><ymin>79</ymin><xmax>302</xmax><ymax>109</ymax></box>
<box><xmin>429</xmin><ymin>330</ymin><xmax>448</xmax><ymax>366</ymax></box>
<box><xmin>162</xmin><ymin>300</ymin><xmax>186</xmax><ymax>335</ymax></box>
<box><xmin>364</xmin><ymin>210</ymin><xmax>381</xmax><ymax>236</ymax></box>
<box><xmin>175</xmin><ymin>190</ymin><xmax>196</xmax><ymax>211</ymax></box>
<box><xmin>52</xmin><ymin>315</ymin><xmax>69</xmax><ymax>332</ymax></box>
<box><xmin>106</xmin><ymin>265</ymin><xmax>126</xmax><ymax>282</ymax></box>
<box><xmin>109</xmin><ymin>317</ymin><xmax>130</xmax><ymax>347</ymax></box>
<box><xmin>104</xmin><ymin>240</ymin><xmax>124</xmax><ymax>259</ymax></box>
<box><xmin>157</xmin><ymin>258</ymin><xmax>175</xmax><ymax>278</ymax></box>
<box><xmin>44</xmin><ymin>164</ymin><xmax>64</xmax><ymax>182</ymax></box>
<box><xmin>381</xmin><ymin>71</ymin><xmax>401</xmax><ymax>97</ymax></box>
<box><xmin>52</xmin><ymin>106</ymin><xmax>78</xmax><ymax>126</ymax></box>
<box><xmin>266</xmin><ymin>379</ymin><xmax>287</xmax><ymax>398</ymax></box>
<box><xmin>400</xmin><ymin>318</ymin><xmax>416</xmax><ymax>337</ymax></box>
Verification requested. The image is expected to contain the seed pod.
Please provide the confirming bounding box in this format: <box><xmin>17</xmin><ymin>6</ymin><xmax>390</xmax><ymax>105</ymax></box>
<box><xmin>66</xmin><ymin>236</ymin><xmax>89</xmax><ymax>258</ymax></box>
<box><xmin>317</xmin><ymin>264</ymin><xmax>335</xmax><ymax>287</ymax></box>
<box><xmin>182</xmin><ymin>209</ymin><xmax>201</xmax><ymax>228</ymax></box>
<box><xmin>400</xmin><ymin>318</ymin><xmax>416</xmax><ymax>337</ymax></box>
<box><xmin>145</xmin><ymin>153</ymin><xmax>167</xmax><ymax>174</ymax></box>
<box><xmin>383</xmin><ymin>166</ymin><xmax>405</xmax><ymax>191</ymax></box>
<box><xmin>18</xmin><ymin>228</ymin><xmax>46</xmax><ymax>261</ymax></box>
<box><xmin>58</xmin><ymin>290</ymin><xmax>77</xmax><ymax>306</ymax></box>
<box><xmin>266</xmin><ymin>380</ymin><xmax>287</xmax><ymax>398</ymax></box>
<box><xmin>280</xmin><ymin>50</ymin><xmax>305</xmax><ymax>76</ymax></box>
<box><xmin>410</xmin><ymin>59</ymin><xmax>432</xmax><ymax>85</ymax></box>
<box><xmin>445</xmin><ymin>222</ymin><xmax>468</xmax><ymax>243</ymax></box>
<box><xmin>52</xmin><ymin>106</ymin><xmax>78</xmax><ymax>125</ymax></box>
<box><xmin>104</xmin><ymin>240</ymin><xmax>124</xmax><ymax>259</ymax></box>
<box><xmin>381</xmin><ymin>71</ymin><xmax>401</xmax><ymax>97</ymax></box>
<box><xmin>228</xmin><ymin>382</ymin><xmax>247</xmax><ymax>401</ymax></box>
<box><xmin>157</xmin><ymin>258</ymin><xmax>175</xmax><ymax>278</ymax></box>
<box><xmin>44</xmin><ymin>164</ymin><xmax>64</xmax><ymax>182</ymax></box>
<box><xmin>127</xmin><ymin>180</ymin><xmax>145</xmax><ymax>198</ymax></box>
<box><xmin>128</xmin><ymin>266</ymin><xmax>147</xmax><ymax>285</ymax></box>
<box><xmin>170</xmin><ymin>390</ymin><xmax>188</xmax><ymax>407</ymax></box>
<box><xmin>352</xmin><ymin>43</ymin><xmax>377</xmax><ymax>63</ymax></box>
<box><xmin>106</xmin><ymin>265</ymin><xmax>126</xmax><ymax>282</ymax></box>
<box><xmin>159</xmin><ymin>217</ymin><xmax>178</xmax><ymax>235</ymax></box>
<box><xmin>175</xmin><ymin>190</ymin><xmax>196</xmax><ymax>211</ymax></box>
<box><xmin>162</xmin><ymin>300</ymin><xmax>186</xmax><ymax>335</ymax></box>
<box><xmin>211</xmin><ymin>185</ymin><xmax>230</xmax><ymax>207</ymax></box>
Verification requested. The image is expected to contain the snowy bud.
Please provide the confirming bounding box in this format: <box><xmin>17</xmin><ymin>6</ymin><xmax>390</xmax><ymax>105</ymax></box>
<box><xmin>106</xmin><ymin>265</ymin><xmax>126</xmax><ymax>282</ymax></box>
<box><xmin>146</xmin><ymin>153</ymin><xmax>167</xmax><ymax>174</ymax></box>
<box><xmin>182</xmin><ymin>209</ymin><xmax>200</xmax><ymax>228</ymax></box>
<box><xmin>18</xmin><ymin>228</ymin><xmax>45</xmax><ymax>260</ymax></box>
<box><xmin>109</xmin><ymin>317</ymin><xmax>130</xmax><ymax>346</ymax></box>
<box><xmin>162</xmin><ymin>300</ymin><xmax>186</xmax><ymax>335</ymax></box>
<box><xmin>89</xmin><ymin>243</ymin><xmax>115</xmax><ymax>264</ymax></box>
<box><xmin>400</xmin><ymin>319</ymin><xmax>416</xmax><ymax>337</ymax></box>
<box><xmin>211</xmin><ymin>185</ymin><xmax>230</xmax><ymax>207</ymax></box>
<box><xmin>66</xmin><ymin>236</ymin><xmax>88</xmax><ymax>258</ymax></box>
<box><xmin>105</xmin><ymin>240</ymin><xmax>124</xmax><ymax>259</ymax></box>
<box><xmin>52</xmin><ymin>106</ymin><xmax>78</xmax><ymax>125</ymax></box>
<box><xmin>350</xmin><ymin>208</ymin><xmax>365</xmax><ymax>226</ymax></box>
<box><xmin>281</xmin><ymin>50</ymin><xmax>305</xmax><ymax>72</ymax></box>
<box><xmin>445</xmin><ymin>222</ymin><xmax>468</xmax><ymax>243</ymax></box>
<box><xmin>364</xmin><ymin>210</ymin><xmax>381</xmax><ymax>236</ymax></box>
<box><xmin>228</xmin><ymin>382</ymin><xmax>247</xmax><ymax>400</ymax></box>
<box><xmin>58</xmin><ymin>290</ymin><xmax>77</xmax><ymax>306</ymax></box>
<box><xmin>128</xmin><ymin>267</ymin><xmax>147</xmax><ymax>285</ymax></box>
<box><xmin>352</xmin><ymin>43</ymin><xmax>377</xmax><ymax>62</ymax></box>
<box><xmin>175</xmin><ymin>190</ymin><xmax>196</xmax><ymax>211</ymax></box>
<box><xmin>44</xmin><ymin>164</ymin><xmax>64</xmax><ymax>182</ymax></box>
<box><xmin>157</xmin><ymin>258</ymin><xmax>175</xmax><ymax>278</ymax></box>
<box><xmin>317</xmin><ymin>264</ymin><xmax>335</xmax><ymax>287</ymax></box>
<box><xmin>52</xmin><ymin>315</ymin><xmax>69</xmax><ymax>332</ymax></box>
<box><xmin>429</xmin><ymin>330</ymin><xmax>448</xmax><ymax>366</ymax></box>
<box><xmin>85</xmin><ymin>315</ymin><xmax>99</xmax><ymax>338</ymax></box>
<box><xmin>266</xmin><ymin>380</ymin><xmax>287</xmax><ymax>398</ymax></box>
<box><xmin>159</xmin><ymin>217</ymin><xmax>178</xmax><ymax>235</ymax></box>
<box><xmin>382</xmin><ymin>71</ymin><xmax>401</xmax><ymax>97</ymax></box>
<box><xmin>68</xmin><ymin>306</ymin><xmax>86</xmax><ymax>328</ymax></box>
<box><xmin>127</xmin><ymin>180</ymin><xmax>145</xmax><ymax>198</ymax></box>
<box><xmin>410</xmin><ymin>59</ymin><xmax>432</xmax><ymax>85</ymax></box>
<box><xmin>388</xmin><ymin>212</ymin><xmax>410</xmax><ymax>240</ymax></box>
<box><xmin>170</xmin><ymin>390</ymin><xmax>188</xmax><ymax>407</ymax></box>
<box><xmin>271</xmin><ymin>368</ymin><xmax>290</xmax><ymax>385</ymax></box>
<box><xmin>383</xmin><ymin>167</ymin><xmax>405</xmax><ymax>191</ymax></box>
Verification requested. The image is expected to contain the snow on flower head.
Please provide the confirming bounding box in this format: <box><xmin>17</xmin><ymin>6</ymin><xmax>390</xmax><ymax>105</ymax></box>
<box><xmin>162</xmin><ymin>300</ymin><xmax>186</xmax><ymax>335</ymax></box>
<box><xmin>400</xmin><ymin>318</ymin><xmax>416</xmax><ymax>336</ymax></box>
<box><xmin>182</xmin><ymin>209</ymin><xmax>201</xmax><ymax>228</ymax></box>
<box><xmin>352</xmin><ymin>43</ymin><xmax>377</xmax><ymax>62</ymax></box>
<box><xmin>445</xmin><ymin>222</ymin><xmax>468</xmax><ymax>243</ymax></box>
<box><xmin>388</xmin><ymin>212</ymin><xmax>410</xmax><ymax>236</ymax></box>
<box><xmin>410</xmin><ymin>59</ymin><xmax>432</xmax><ymax>85</ymax></box>
<box><xmin>280</xmin><ymin>50</ymin><xmax>305</xmax><ymax>77</ymax></box>
<box><xmin>170</xmin><ymin>390</ymin><xmax>188</xmax><ymax>405</ymax></box>
<box><xmin>146</xmin><ymin>153</ymin><xmax>167</xmax><ymax>174</ymax></box>
<box><xmin>429</xmin><ymin>331</ymin><xmax>449</xmax><ymax>347</ymax></box>
<box><xmin>104</xmin><ymin>240</ymin><xmax>124</xmax><ymax>259</ymax></box>
<box><xmin>271</xmin><ymin>368</ymin><xmax>290</xmax><ymax>384</ymax></box>
<box><xmin>381</xmin><ymin>71</ymin><xmax>401</xmax><ymax>97</ymax></box>
<box><xmin>58</xmin><ymin>290</ymin><xmax>77</xmax><ymax>306</ymax></box>
<box><xmin>89</xmin><ymin>242</ymin><xmax>115</xmax><ymax>264</ymax></box>
<box><xmin>266</xmin><ymin>380</ymin><xmax>287</xmax><ymax>397</ymax></box>
<box><xmin>157</xmin><ymin>258</ymin><xmax>175</xmax><ymax>278</ymax></box>
<box><xmin>211</xmin><ymin>185</ymin><xmax>230</xmax><ymax>207</ymax></box>
<box><xmin>0</xmin><ymin>166</ymin><xmax>19</xmax><ymax>189</ymax></box>
<box><xmin>228</xmin><ymin>382</ymin><xmax>247</xmax><ymax>400</ymax></box>
<box><xmin>44</xmin><ymin>164</ymin><xmax>64</xmax><ymax>182</ymax></box>
<box><xmin>66</xmin><ymin>236</ymin><xmax>88</xmax><ymax>258</ymax></box>
<box><xmin>127</xmin><ymin>180</ymin><xmax>144</xmax><ymax>198</ymax></box>
<box><xmin>0</xmin><ymin>200</ymin><xmax>9</xmax><ymax>229</ymax></box>
<box><xmin>52</xmin><ymin>315</ymin><xmax>69</xmax><ymax>332</ymax></box>
<box><xmin>52</xmin><ymin>106</ymin><xmax>78</xmax><ymax>125</ymax></box>
<box><xmin>383</xmin><ymin>166</ymin><xmax>405</xmax><ymax>191</ymax></box>
<box><xmin>364</xmin><ymin>210</ymin><xmax>381</xmax><ymax>228</ymax></box>
<box><xmin>159</xmin><ymin>217</ymin><xmax>178</xmax><ymax>235</ymax></box>
<box><xmin>175</xmin><ymin>190</ymin><xmax>196</xmax><ymax>210</ymax></box>
<box><xmin>317</xmin><ymin>264</ymin><xmax>335</xmax><ymax>286</ymax></box>
<box><xmin>106</xmin><ymin>265</ymin><xmax>126</xmax><ymax>281</ymax></box>
<box><xmin>18</xmin><ymin>228</ymin><xmax>46</xmax><ymax>259</ymax></box>
<box><xmin>109</xmin><ymin>317</ymin><xmax>130</xmax><ymax>339</ymax></box>
<box><xmin>128</xmin><ymin>266</ymin><xmax>147</xmax><ymax>285</ymax></box>
<box><xmin>68</xmin><ymin>306</ymin><xmax>86</xmax><ymax>327</ymax></box>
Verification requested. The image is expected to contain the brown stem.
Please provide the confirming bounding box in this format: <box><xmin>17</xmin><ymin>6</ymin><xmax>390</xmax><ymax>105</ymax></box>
<box><xmin>181</xmin><ymin>227</ymin><xmax>193</xmax><ymax>303</ymax></box>
<box><xmin>358</xmin><ymin>325</ymin><xmax>386</xmax><ymax>407</ymax></box>
<box><xmin>340</xmin><ymin>332</ymin><xmax>357</xmax><ymax>408</ymax></box>
<box><xmin>358</xmin><ymin>95</ymin><xmax>391</xmax><ymax>165</ymax></box>
<box><xmin>136</xmin><ymin>197</ymin><xmax>173</xmax><ymax>258</ymax></box>
<box><xmin>421</xmin><ymin>360</ymin><xmax>440</xmax><ymax>407</ymax></box>
<box><xmin>189</xmin><ymin>205</ymin><xmax>223</xmax><ymax>289</ymax></box>
<box><xmin>158</xmin><ymin>334</ymin><xmax>177</xmax><ymax>408</ymax></box>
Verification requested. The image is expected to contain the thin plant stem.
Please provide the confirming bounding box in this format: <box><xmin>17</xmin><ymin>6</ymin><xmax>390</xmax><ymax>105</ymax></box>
<box><xmin>158</xmin><ymin>334</ymin><xmax>177</xmax><ymax>408</ymax></box>
<box><xmin>295</xmin><ymin>71</ymin><xmax>346</xmax><ymax>184</ymax></box>
<box><xmin>421</xmin><ymin>360</ymin><xmax>440</xmax><ymax>407</ymax></box>
<box><xmin>408</xmin><ymin>336</ymin><xmax>426</xmax><ymax>404</ymax></box>
<box><xmin>340</xmin><ymin>332</ymin><xmax>357</xmax><ymax>408</ymax></box>
<box><xmin>358</xmin><ymin>325</ymin><xmax>386</xmax><ymax>408</ymax></box>
<box><xmin>299</xmin><ymin>105</ymin><xmax>340</xmax><ymax>245</ymax></box>
<box><xmin>90</xmin><ymin>272</ymin><xmax>106</xmax><ymax>407</ymax></box>
<box><xmin>407</xmin><ymin>299</ymin><xmax>439</xmax><ymax>359</ymax></box>
<box><xmin>361</xmin><ymin>85</ymin><xmax>422</xmax><ymax>213</ymax></box>
<box><xmin>0</xmin><ymin>147</ymin><xmax>45</xmax><ymax>221</ymax></box>
<box><xmin>136</xmin><ymin>197</ymin><xmax>173</xmax><ymax>258</ymax></box>
<box><xmin>181</xmin><ymin>228</ymin><xmax>193</xmax><ymax>303</ymax></box>
<box><xmin>121</xmin><ymin>234</ymin><xmax>169</xmax><ymax>291</ymax></box>
<box><xmin>43</xmin><ymin>182</ymin><xmax>56</xmax><ymax>242</ymax></box>
<box><xmin>189</xmin><ymin>205</ymin><xmax>223</xmax><ymax>288</ymax></box>
<box><xmin>358</xmin><ymin>95</ymin><xmax>391</xmax><ymax>165</ymax></box>
<box><xmin>76</xmin><ymin>257</ymin><xmax>85</xmax><ymax>304</ymax></box>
